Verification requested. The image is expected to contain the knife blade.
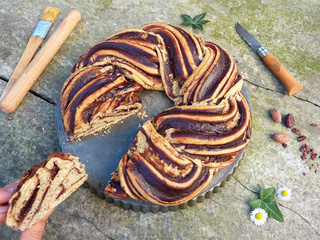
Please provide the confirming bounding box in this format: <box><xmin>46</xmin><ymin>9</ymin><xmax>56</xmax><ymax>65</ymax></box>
<box><xmin>235</xmin><ymin>22</ymin><xmax>303</xmax><ymax>96</ymax></box>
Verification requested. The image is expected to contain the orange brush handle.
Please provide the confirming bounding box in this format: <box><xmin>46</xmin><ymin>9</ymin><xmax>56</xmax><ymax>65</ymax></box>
<box><xmin>262</xmin><ymin>53</ymin><xmax>303</xmax><ymax>96</ymax></box>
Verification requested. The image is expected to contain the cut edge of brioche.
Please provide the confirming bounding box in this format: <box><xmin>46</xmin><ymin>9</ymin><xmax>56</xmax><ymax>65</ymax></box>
<box><xmin>6</xmin><ymin>153</ymin><xmax>87</xmax><ymax>231</ymax></box>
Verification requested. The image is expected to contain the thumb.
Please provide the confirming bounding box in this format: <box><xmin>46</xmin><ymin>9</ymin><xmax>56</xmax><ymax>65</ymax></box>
<box><xmin>19</xmin><ymin>207</ymin><xmax>55</xmax><ymax>240</ymax></box>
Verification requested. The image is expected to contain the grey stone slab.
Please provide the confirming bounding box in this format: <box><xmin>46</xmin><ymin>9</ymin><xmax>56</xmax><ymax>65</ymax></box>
<box><xmin>0</xmin><ymin>80</ymin><xmax>61</xmax><ymax>239</ymax></box>
<box><xmin>0</xmin><ymin>0</ymin><xmax>320</xmax><ymax>239</ymax></box>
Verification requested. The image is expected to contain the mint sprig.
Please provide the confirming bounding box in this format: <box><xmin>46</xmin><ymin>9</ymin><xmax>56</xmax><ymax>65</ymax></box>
<box><xmin>181</xmin><ymin>12</ymin><xmax>210</xmax><ymax>30</ymax></box>
<box><xmin>249</xmin><ymin>185</ymin><xmax>284</xmax><ymax>222</ymax></box>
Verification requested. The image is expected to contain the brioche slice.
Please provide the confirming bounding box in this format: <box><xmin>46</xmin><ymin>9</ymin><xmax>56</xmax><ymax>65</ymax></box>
<box><xmin>6</xmin><ymin>152</ymin><xmax>87</xmax><ymax>231</ymax></box>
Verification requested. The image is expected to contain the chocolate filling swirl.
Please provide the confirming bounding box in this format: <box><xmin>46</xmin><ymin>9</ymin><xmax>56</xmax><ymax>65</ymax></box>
<box><xmin>60</xmin><ymin>23</ymin><xmax>252</xmax><ymax>206</ymax></box>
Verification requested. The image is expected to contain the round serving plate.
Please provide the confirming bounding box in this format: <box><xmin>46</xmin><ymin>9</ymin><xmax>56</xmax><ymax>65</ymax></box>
<box><xmin>56</xmin><ymin>86</ymin><xmax>249</xmax><ymax>213</ymax></box>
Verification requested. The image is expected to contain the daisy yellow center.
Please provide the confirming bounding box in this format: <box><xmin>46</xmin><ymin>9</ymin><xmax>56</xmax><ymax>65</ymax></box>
<box><xmin>255</xmin><ymin>213</ymin><xmax>263</xmax><ymax>220</ymax></box>
<box><xmin>281</xmin><ymin>190</ymin><xmax>288</xmax><ymax>197</ymax></box>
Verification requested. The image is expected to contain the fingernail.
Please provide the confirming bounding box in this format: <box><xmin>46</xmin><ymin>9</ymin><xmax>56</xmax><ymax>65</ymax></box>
<box><xmin>7</xmin><ymin>187</ymin><xmax>15</xmax><ymax>193</ymax></box>
<box><xmin>0</xmin><ymin>206</ymin><xmax>8</xmax><ymax>213</ymax></box>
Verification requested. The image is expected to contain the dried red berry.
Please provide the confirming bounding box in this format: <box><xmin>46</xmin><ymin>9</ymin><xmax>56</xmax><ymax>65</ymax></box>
<box><xmin>297</xmin><ymin>136</ymin><xmax>307</xmax><ymax>142</ymax></box>
<box><xmin>308</xmin><ymin>148</ymin><xmax>315</xmax><ymax>155</ymax></box>
<box><xmin>300</xmin><ymin>144</ymin><xmax>309</xmax><ymax>153</ymax></box>
<box><xmin>292</xmin><ymin>128</ymin><xmax>302</xmax><ymax>135</ymax></box>
<box><xmin>311</xmin><ymin>153</ymin><xmax>318</xmax><ymax>160</ymax></box>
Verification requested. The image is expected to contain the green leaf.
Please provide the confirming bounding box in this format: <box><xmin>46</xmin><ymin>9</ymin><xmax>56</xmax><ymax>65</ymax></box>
<box><xmin>250</xmin><ymin>199</ymin><xmax>284</xmax><ymax>222</ymax></box>
<box><xmin>264</xmin><ymin>201</ymin><xmax>284</xmax><ymax>222</ymax></box>
<box><xmin>193</xmin><ymin>24</ymin><xmax>204</xmax><ymax>31</ymax></box>
<box><xmin>249</xmin><ymin>199</ymin><xmax>262</xmax><ymax>209</ymax></box>
<box><xmin>249</xmin><ymin>186</ymin><xmax>284</xmax><ymax>222</ymax></box>
<box><xmin>181</xmin><ymin>14</ymin><xmax>194</xmax><ymax>25</ymax></box>
<box><xmin>193</xmin><ymin>12</ymin><xmax>207</xmax><ymax>23</ymax></box>
<box><xmin>260</xmin><ymin>187</ymin><xmax>276</xmax><ymax>203</ymax></box>
<box><xmin>199</xmin><ymin>20</ymin><xmax>211</xmax><ymax>25</ymax></box>
<box><xmin>180</xmin><ymin>12</ymin><xmax>210</xmax><ymax>30</ymax></box>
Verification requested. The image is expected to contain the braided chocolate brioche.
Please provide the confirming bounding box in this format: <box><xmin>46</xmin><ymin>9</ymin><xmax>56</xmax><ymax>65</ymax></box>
<box><xmin>61</xmin><ymin>23</ymin><xmax>251</xmax><ymax>206</ymax></box>
<box><xmin>6</xmin><ymin>153</ymin><xmax>87</xmax><ymax>231</ymax></box>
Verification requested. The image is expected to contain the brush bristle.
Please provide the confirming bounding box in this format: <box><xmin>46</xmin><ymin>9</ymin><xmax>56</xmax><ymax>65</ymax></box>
<box><xmin>40</xmin><ymin>7</ymin><xmax>60</xmax><ymax>22</ymax></box>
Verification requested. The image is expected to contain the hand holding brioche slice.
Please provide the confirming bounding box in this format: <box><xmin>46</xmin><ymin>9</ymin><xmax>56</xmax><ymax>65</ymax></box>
<box><xmin>6</xmin><ymin>152</ymin><xmax>87</xmax><ymax>231</ymax></box>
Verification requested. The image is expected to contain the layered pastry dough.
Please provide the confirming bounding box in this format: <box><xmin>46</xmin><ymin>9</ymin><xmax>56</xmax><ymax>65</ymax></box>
<box><xmin>6</xmin><ymin>153</ymin><xmax>87</xmax><ymax>231</ymax></box>
<box><xmin>61</xmin><ymin>23</ymin><xmax>252</xmax><ymax>206</ymax></box>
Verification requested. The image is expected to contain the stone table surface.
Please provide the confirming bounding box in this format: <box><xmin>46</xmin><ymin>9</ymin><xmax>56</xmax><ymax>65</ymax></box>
<box><xmin>1</xmin><ymin>0</ymin><xmax>320</xmax><ymax>239</ymax></box>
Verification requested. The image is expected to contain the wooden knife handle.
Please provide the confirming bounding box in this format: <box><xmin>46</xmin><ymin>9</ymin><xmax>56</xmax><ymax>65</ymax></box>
<box><xmin>0</xmin><ymin>9</ymin><xmax>81</xmax><ymax>113</ymax></box>
<box><xmin>262</xmin><ymin>53</ymin><xmax>303</xmax><ymax>96</ymax></box>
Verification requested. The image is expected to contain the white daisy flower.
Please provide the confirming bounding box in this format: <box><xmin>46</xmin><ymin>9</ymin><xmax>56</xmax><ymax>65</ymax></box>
<box><xmin>250</xmin><ymin>208</ymin><xmax>268</xmax><ymax>225</ymax></box>
<box><xmin>277</xmin><ymin>187</ymin><xmax>292</xmax><ymax>201</ymax></box>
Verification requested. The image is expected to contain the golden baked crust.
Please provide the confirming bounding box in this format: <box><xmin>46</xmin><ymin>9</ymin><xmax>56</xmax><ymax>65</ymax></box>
<box><xmin>61</xmin><ymin>23</ymin><xmax>252</xmax><ymax>206</ymax></box>
<box><xmin>61</xmin><ymin>65</ymin><xmax>144</xmax><ymax>140</ymax></box>
<box><xmin>6</xmin><ymin>153</ymin><xmax>87</xmax><ymax>231</ymax></box>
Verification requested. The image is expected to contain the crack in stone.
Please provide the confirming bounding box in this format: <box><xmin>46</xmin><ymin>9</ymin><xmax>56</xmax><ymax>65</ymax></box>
<box><xmin>56</xmin><ymin>208</ymin><xmax>114</xmax><ymax>240</ymax></box>
<box><xmin>292</xmin><ymin>95</ymin><xmax>320</xmax><ymax>108</ymax></box>
<box><xmin>278</xmin><ymin>203</ymin><xmax>320</xmax><ymax>237</ymax></box>
<box><xmin>0</xmin><ymin>75</ymin><xmax>56</xmax><ymax>106</ymax></box>
<box><xmin>233</xmin><ymin>176</ymin><xmax>320</xmax><ymax>236</ymax></box>
<box><xmin>1</xmin><ymin>74</ymin><xmax>318</xmax><ymax>110</ymax></box>
<box><xmin>244</xmin><ymin>78</ymin><xmax>320</xmax><ymax>108</ymax></box>
<box><xmin>244</xmin><ymin>78</ymin><xmax>286</xmax><ymax>94</ymax></box>
<box><xmin>232</xmin><ymin>176</ymin><xmax>258</xmax><ymax>195</ymax></box>
<box><xmin>210</xmin><ymin>198</ymin><xmax>227</xmax><ymax>209</ymax></box>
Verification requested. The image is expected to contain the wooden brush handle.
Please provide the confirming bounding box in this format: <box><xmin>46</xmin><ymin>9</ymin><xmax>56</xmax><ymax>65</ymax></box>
<box><xmin>5</xmin><ymin>37</ymin><xmax>44</xmax><ymax>88</ymax></box>
<box><xmin>262</xmin><ymin>53</ymin><xmax>303</xmax><ymax>96</ymax></box>
<box><xmin>0</xmin><ymin>9</ymin><xmax>81</xmax><ymax>113</ymax></box>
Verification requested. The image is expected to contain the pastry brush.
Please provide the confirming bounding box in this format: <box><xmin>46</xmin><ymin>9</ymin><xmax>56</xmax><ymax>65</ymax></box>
<box><xmin>8</xmin><ymin>7</ymin><xmax>60</xmax><ymax>84</ymax></box>
<box><xmin>0</xmin><ymin>9</ymin><xmax>81</xmax><ymax>113</ymax></box>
